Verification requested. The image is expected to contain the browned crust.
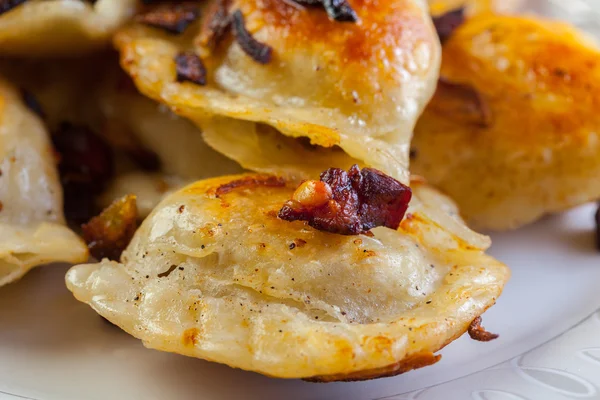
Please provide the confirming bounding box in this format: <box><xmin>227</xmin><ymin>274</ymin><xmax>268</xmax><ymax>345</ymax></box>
<box><xmin>214</xmin><ymin>175</ymin><xmax>286</xmax><ymax>197</ymax></box>
<box><xmin>304</xmin><ymin>352</ymin><xmax>441</xmax><ymax>382</ymax></box>
<box><xmin>306</xmin><ymin>300</ymin><xmax>500</xmax><ymax>382</ymax></box>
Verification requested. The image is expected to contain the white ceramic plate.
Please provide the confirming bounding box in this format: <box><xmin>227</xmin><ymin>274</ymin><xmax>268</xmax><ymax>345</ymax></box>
<box><xmin>2</xmin><ymin>1</ymin><xmax>600</xmax><ymax>400</ymax></box>
<box><xmin>0</xmin><ymin>203</ymin><xmax>598</xmax><ymax>400</ymax></box>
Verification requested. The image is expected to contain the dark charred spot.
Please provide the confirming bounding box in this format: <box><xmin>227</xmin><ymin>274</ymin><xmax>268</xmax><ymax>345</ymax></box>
<box><xmin>52</xmin><ymin>123</ymin><xmax>114</xmax><ymax>224</ymax></box>
<box><xmin>293</xmin><ymin>0</ymin><xmax>358</xmax><ymax>23</ymax></box>
<box><xmin>199</xmin><ymin>0</ymin><xmax>232</xmax><ymax>49</ymax></box>
<box><xmin>432</xmin><ymin>78</ymin><xmax>492</xmax><ymax>127</ymax></box>
<box><xmin>595</xmin><ymin>205</ymin><xmax>600</xmax><ymax>251</ymax></box>
<box><xmin>175</xmin><ymin>51</ymin><xmax>207</xmax><ymax>85</ymax></box>
<box><xmin>82</xmin><ymin>195</ymin><xmax>138</xmax><ymax>261</ymax></box>
<box><xmin>232</xmin><ymin>10</ymin><xmax>273</xmax><ymax>64</ymax></box>
<box><xmin>432</xmin><ymin>7</ymin><xmax>466</xmax><ymax>44</ymax></box>
<box><xmin>215</xmin><ymin>175</ymin><xmax>286</xmax><ymax>197</ymax></box>
<box><xmin>279</xmin><ymin>165</ymin><xmax>412</xmax><ymax>236</ymax></box>
<box><xmin>0</xmin><ymin>0</ymin><xmax>27</xmax><ymax>15</ymax></box>
<box><xmin>135</xmin><ymin>2</ymin><xmax>200</xmax><ymax>34</ymax></box>
<box><xmin>467</xmin><ymin>316</ymin><xmax>499</xmax><ymax>342</ymax></box>
<box><xmin>20</xmin><ymin>89</ymin><xmax>45</xmax><ymax>119</ymax></box>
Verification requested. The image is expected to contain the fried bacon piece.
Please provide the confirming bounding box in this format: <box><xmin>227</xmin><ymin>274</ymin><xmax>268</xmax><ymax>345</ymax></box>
<box><xmin>467</xmin><ymin>316</ymin><xmax>499</xmax><ymax>342</ymax></box>
<box><xmin>175</xmin><ymin>51</ymin><xmax>207</xmax><ymax>85</ymax></box>
<box><xmin>279</xmin><ymin>165</ymin><xmax>412</xmax><ymax>235</ymax></box>
<box><xmin>0</xmin><ymin>0</ymin><xmax>27</xmax><ymax>15</ymax></box>
<box><xmin>82</xmin><ymin>195</ymin><xmax>138</xmax><ymax>261</ymax></box>
<box><xmin>432</xmin><ymin>7</ymin><xmax>465</xmax><ymax>44</ymax></box>
<box><xmin>135</xmin><ymin>2</ymin><xmax>200</xmax><ymax>34</ymax></box>
<box><xmin>595</xmin><ymin>204</ymin><xmax>600</xmax><ymax>251</ymax></box>
<box><xmin>293</xmin><ymin>0</ymin><xmax>358</xmax><ymax>23</ymax></box>
<box><xmin>52</xmin><ymin>123</ymin><xmax>114</xmax><ymax>223</ymax></box>
<box><xmin>231</xmin><ymin>10</ymin><xmax>273</xmax><ymax>64</ymax></box>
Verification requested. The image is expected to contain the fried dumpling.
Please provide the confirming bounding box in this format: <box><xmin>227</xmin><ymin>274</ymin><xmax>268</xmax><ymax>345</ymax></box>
<box><xmin>66</xmin><ymin>173</ymin><xmax>509</xmax><ymax>380</ymax></box>
<box><xmin>0</xmin><ymin>78</ymin><xmax>88</xmax><ymax>286</ymax></box>
<box><xmin>411</xmin><ymin>14</ymin><xmax>600</xmax><ymax>230</ymax></box>
<box><xmin>96</xmin><ymin>73</ymin><xmax>243</xmax><ymax>180</ymax></box>
<box><xmin>0</xmin><ymin>0</ymin><xmax>138</xmax><ymax>56</ymax></box>
<box><xmin>115</xmin><ymin>0</ymin><xmax>441</xmax><ymax>183</ymax></box>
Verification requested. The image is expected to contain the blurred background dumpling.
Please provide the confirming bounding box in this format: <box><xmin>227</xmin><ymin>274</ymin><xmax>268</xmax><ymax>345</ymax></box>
<box><xmin>0</xmin><ymin>0</ymin><xmax>138</xmax><ymax>56</ymax></box>
<box><xmin>0</xmin><ymin>77</ymin><xmax>88</xmax><ymax>286</ymax></box>
<box><xmin>411</xmin><ymin>13</ymin><xmax>600</xmax><ymax>230</ymax></box>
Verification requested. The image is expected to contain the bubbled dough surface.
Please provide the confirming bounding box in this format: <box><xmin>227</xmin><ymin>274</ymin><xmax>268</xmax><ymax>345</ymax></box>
<box><xmin>67</xmin><ymin>175</ymin><xmax>509</xmax><ymax>379</ymax></box>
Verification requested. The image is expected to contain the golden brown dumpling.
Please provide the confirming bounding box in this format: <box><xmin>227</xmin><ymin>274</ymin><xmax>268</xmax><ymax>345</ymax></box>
<box><xmin>0</xmin><ymin>56</ymin><xmax>243</xmax><ymax>216</ymax></box>
<box><xmin>66</xmin><ymin>173</ymin><xmax>509</xmax><ymax>380</ymax></box>
<box><xmin>428</xmin><ymin>0</ymin><xmax>523</xmax><ymax>15</ymax></box>
<box><xmin>115</xmin><ymin>0</ymin><xmax>441</xmax><ymax>183</ymax></box>
<box><xmin>0</xmin><ymin>78</ymin><xmax>88</xmax><ymax>286</ymax></box>
<box><xmin>0</xmin><ymin>0</ymin><xmax>138</xmax><ymax>56</ymax></box>
<box><xmin>411</xmin><ymin>14</ymin><xmax>600</xmax><ymax>230</ymax></box>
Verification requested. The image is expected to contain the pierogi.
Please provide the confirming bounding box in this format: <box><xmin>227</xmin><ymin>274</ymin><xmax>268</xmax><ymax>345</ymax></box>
<box><xmin>411</xmin><ymin>14</ymin><xmax>600</xmax><ymax>230</ymax></box>
<box><xmin>0</xmin><ymin>0</ymin><xmax>138</xmax><ymax>56</ymax></box>
<box><xmin>0</xmin><ymin>77</ymin><xmax>88</xmax><ymax>286</ymax></box>
<box><xmin>66</xmin><ymin>174</ymin><xmax>509</xmax><ymax>380</ymax></box>
<box><xmin>114</xmin><ymin>0</ymin><xmax>441</xmax><ymax>183</ymax></box>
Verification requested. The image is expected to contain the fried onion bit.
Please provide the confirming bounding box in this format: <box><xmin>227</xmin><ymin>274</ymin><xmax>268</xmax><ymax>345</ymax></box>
<box><xmin>175</xmin><ymin>51</ymin><xmax>207</xmax><ymax>85</ymax></box>
<box><xmin>231</xmin><ymin>10</ymin><xmax>273</xmax><ymax>64</ymax></box>
<box><xmin>0</xmin><ymin>0</ymin><xmax>28</xmax><ymax>15</ymax></box>
<box><xmin>467</xmin><ymin>316</ymin><xmax>499</xmax><ymax>342</ymax></box>
<box><xmin>279</xmin><ymin>165</ymin><xmax>412</xmax><ymax>235</ymax></box>
<box><xmin>293</xmin><ymin>0</ymin><xmax>358</xmax><ymax>23</ymax></box>
<box><xmin>135</xmin><ymin>2</ymin><xmax>200</xmax><ymax>34</ymax></box>
<box><xmin>198</xmin><ymin>0</ymin><xmax>232</xmax><ymax>49</ymax></box>
<box><xmin>432</xmin><ymin>7</ymin><xmax>465</xmax><ymax>44</ymax></box>
<box><xmin>82</xmin><ymin>194</ymin><xmax>138</xmax><ymax>261</ymax></box>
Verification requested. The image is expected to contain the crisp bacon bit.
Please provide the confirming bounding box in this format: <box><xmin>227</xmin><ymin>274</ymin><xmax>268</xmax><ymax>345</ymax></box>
<box><xmin>20</xmin><ymin>88</ymin><xmax>45</xmax><ymax>119</ymax></box>
<box><xmin>231</xmin><ymin>10</ymin><xmax>273</xmax><ymax>64</ymax></box>
<box><xmin>293</xmin><ymin>0</ymin><xmax>358</xmax><ymax>23</ymax></box>
<box><xmin>279</xmin><ymin>165</ymin><xmax>412</xmax><ymax>235</ymax></box>
<box><xmin>82</xmin><ymin>195</ymin><xmax>138</xmax><ymax>261</ymax></box>
<box><xmin>215</xmin><ymin>176</ymin><xmax>286</xmax><ymax>197</ymax></box>
<box><xmin>135</xmin><ymin>2</ymin><xmax>200</xmax><ymax>34</ymax></box>
<box><xmin>175</xmin><ymin>52</ymin><xmax>207</xmax><ymax>85</ymax></box>
<box><xmin>468</xmin><ymin>317</ymin><xmax>499</xmax><ymax>342</ymax></box>
<box><xmin>432</xmin><ymin>7</ymin><xmax>466</xmax><ymax>44</ymax></box>
<box><xmin>433</xmin><ymin>78</ymin><xmax>492</xmax><ymax>127</ymax></box>
<box><xmin>198</xmin><ymin>0</ymin><xmax>232</xmax><ymax>49</ymax></box>
<box><xmin>0</xmin><ymin>0</ymin><xmax>27</xmax><ymax>15</ymax></box>
<box><xmin>52</xmin><ymin>123</ymin><xmax>114</xmax><ymax>223</ymax></box>
<box><xmin>595</xmin><ymin>205</ymin><xmax>600</xmax><ymax>251</ymax></box>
